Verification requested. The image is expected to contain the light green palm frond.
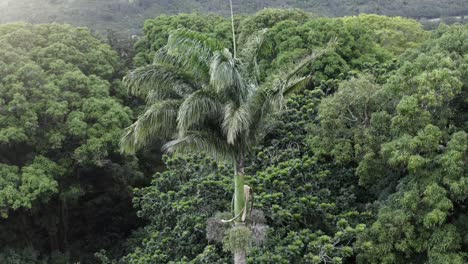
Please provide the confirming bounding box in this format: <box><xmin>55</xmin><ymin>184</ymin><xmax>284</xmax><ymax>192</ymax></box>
<box><xmin>242</xmin><ymin>42</ymin><xmax>336</xmax><ymax>134</ymax></box>
<box><xmin>177</xmin><ymin>89</ymin><xmax>222</xmax><ymax>133</ymax></box>
<box><xmin>210</xmin><ymin>49</ymin><xmax>247</xmax><ymax>101</ymax></box>
<box><xmin>134</xmin><ymin>65</ymin><xmax>197</xmax><ymax>105</ymax></box>
<box><xmin>243</xmin><ymin>87</ymin><xmax>271</xmax><ymax>126</ymax></box>
<box><xmin>123</xmin><ymin>64</ymin><xmax>164</xmax><ymax>97</ymax></box>
<box><xmin>239</xmin><ymin>28</ymin><xmax>270</xmax><ymax>83</ymax></box>
<box><xmin>153</xmin><ymin>48</ymin><xmax>208</xmax><ymax>89</ymax></box>
<box><xmin>120</xmin><ymin>99</ymin><xmax>181</xmax><ymax>154</ymax></box>
<box><xmin>163</xmin><ymin>130</ymin><xmax>236</xmax><ymax>163</ymax></box>
<box><xmin>222</xmin><ymin>102</ymin><xmax>251</xmax><ymax>145</ymax></box>
<box><xmin>239</xmin><ymin>28</ymin><xmax>269</xmax><ymax>60</ymax></box>
<box><xmin>144</xmin><ymin>82</ymin><xmax>192</xmax><ymax>105</ymax></box>
<box><xmin>124</xmin><ymin>63</ymin><xmax>197</xmax><ymax>102</ymax></box>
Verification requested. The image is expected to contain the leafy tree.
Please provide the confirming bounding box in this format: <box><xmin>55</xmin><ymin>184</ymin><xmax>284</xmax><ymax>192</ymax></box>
<box><xmin>236</xmin><ymin>13</ymin><xmax>425</xmax><ymax>91</ymax></box>
<box><xmin>309</xmin><ymin>24</ymin><xmax>468</xmax><ymax>263</ymax></box>
<box><xmin>236</xmin><ymin>8</ymin><xmax>311</xmax><ymax>44</ymax></box>
<box><xmin>0</xmin><ymin>23</ymin><xmax>144</xmax><ymax>263</ymax></box>
<box><xmin>244</xmin><ymin>90</ymin><xmax>371</xmax><ymax>264</ymax></box>
<box><xmin>342</xmin><ymin>14</ymin><xmax>429</xmax><ymax>55</ymax></box>
<box><xmin>121</xmin><ymin>154</ymin><xmax>232</xmax><ymax>264</ymax></box>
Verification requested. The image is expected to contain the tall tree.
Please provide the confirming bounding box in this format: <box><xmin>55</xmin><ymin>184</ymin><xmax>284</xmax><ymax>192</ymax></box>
<box><xmin>120</xmin><ymin>21</ymin><xmax>333</xmax><ymax>263</ymax></box>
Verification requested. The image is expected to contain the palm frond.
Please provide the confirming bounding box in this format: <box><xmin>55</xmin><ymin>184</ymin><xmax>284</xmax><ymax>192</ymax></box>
<box><xmin>153</xmin><ymin>48</ymin><xmax>208</xmax><ymax>90</ymax></box>
<box><xmin>239</xmin><ymin>29</ymin><xmax>269</xmax><ymax>60</ymax></box>
<box><xmin>210</xmin><ymin>49</ymin><xmax>247</xmax><ymax>101</ymax></box>
<box><xmin>238</xmin><ymin>28</ymin><xmax>270</xmax><ymax>83</ymax></box>
<box><xmin>123</xmin><ymin>64</ymin><xmax>161</xmax><ymax>97</ymax></box>
<box><xmin>268</xmin><ymin>75</ymin><xmax>315</xmax><ymax>108</ymax></box>
<box><xmin>120</xmin><ymin>100</ymin><xmax>181</xmax><ymax>154</ymax></box>
<box><xmin>177</xmin><ymin>89</ymin><xmax>222</xmax><ymax>133</ymax></box>
<box><xmin>124</xmin><ymin>64</ymin><xmax>194</xmax><ymax>101</ymax></box>
<box><xmin>244</xmin><ymin>87</ymin><xmax>270</xmax><ymax>123</ymax></box>
<box><xmin>283</xmin><ymin>76</ymin><xmax>313</xmax><ymax>96</ymax></box>
<box><xmin>163</xmin><ymin>130</ymin><xmax>237</xmax><ymax>163</ymax></box>
<box><xmin>222</xmin><ymin>102</ymin><xmax>251</xmax><ymax>145</ymax></box>
<box><xmin>121</xmin><ymin>31</ymin><xmax>337</xmax><ymax>163</ymax></box>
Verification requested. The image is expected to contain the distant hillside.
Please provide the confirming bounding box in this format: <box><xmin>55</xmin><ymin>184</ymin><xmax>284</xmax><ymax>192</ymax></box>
<box><xmin>0</xmin><ymin>0</ymin><xmax>466</xmax><ymax>34</ymax></box>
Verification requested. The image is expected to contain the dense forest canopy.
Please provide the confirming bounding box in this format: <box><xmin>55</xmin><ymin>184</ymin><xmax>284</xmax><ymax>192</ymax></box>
<box><xmin>0</xmin><ymin>4</ymin><xmax>467</xmax><ymax>264</ymax></box>
<box><xmin>0</xmin><ymin>23</ymin><xmax>147</xmax><ymax>263</ymax></box>
<box><xmin>117</xmin><ymin>11</ymin><xmax>467</xmax><ymax>264</ymax></box>
<box><xmin>0</xmin><ymin>0</ymin><xmax>467</xmax><ymax>34</ymax></box>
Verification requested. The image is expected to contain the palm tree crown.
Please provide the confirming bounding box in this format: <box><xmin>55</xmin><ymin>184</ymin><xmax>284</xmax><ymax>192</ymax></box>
<box><xmin>121</xmin><ymin>28</ymin><xmax>333</xmax><ymax>163</ymax></box>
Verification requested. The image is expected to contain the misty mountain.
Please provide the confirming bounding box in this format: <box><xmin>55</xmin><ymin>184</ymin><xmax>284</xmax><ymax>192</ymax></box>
<box><xmin>0</xmin><ymin>0</ymin><xmax>466</xmax><ymax>34</ymax></box>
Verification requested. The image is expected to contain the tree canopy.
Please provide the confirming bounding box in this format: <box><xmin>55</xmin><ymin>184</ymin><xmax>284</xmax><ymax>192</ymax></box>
<box><xmin>0</xmin><ymin>23</ymin><xmax>144</xmax><ymax>263</ymax></box>
<box><xmin>111</xmin><ymin>11</ymin><xmax>467</xmax><ymax>264</ymax></box>
<box><xmin>0</xmin><ymin>9</ymin><xmax>466</xmax><ymax>264</ymax></box>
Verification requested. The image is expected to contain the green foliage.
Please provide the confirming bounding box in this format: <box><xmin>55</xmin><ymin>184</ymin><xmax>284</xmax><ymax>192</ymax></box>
<box><xmin>119</xmin><ymin>11</ymin><xmax>416</xmax><ymax>263</ymax></box>
<box><xmin>223</xmin><ymin>226</ymin><xmax>252</xmax><ymax>254</ymax></box>
<box><xmin>236</xmin><ymin>8</ymin><xmax>311</xmax><ymax>44</ymax></box>
<box><xmin>241</xmin><ymin>88</ymin><xmax>371</xmax><ymax>264</ymax></box>
<box><xmin>309</xmin><ymin>76</ymin><xmax>385</xmax><ymax>166</ymax></box>
<box><xmin>2</xmin><ymin>9</ymin><xmax>466</xmax><ymax>264</ymax></box>
<box><xmin>357</xmin><ymin>26</ymin><xmax>467</xmax><ymax>262</ymax></box>
<box><xmin>342</xmin><ymin>14</ymin><xmax>429</xmax><ymax>55</ymax></box>
<box><xmin>309</xmin><ymin>24</ymin><xmax>467</xmax><ymax>263</ymax></box>
<box><xmin>117</xmin><ymin>11</ymin><xmax>468</xmax><ymax>264</ymax></box>
<box><xmin>121</xmin><ymin>147</ymin><xmax>369</xmax><ymax>263</ymax></box>
<box><xmin>121</xmin><ymin>13</ymin><xmax>338</xmax><ymax>264</ymax></box>
<box><xmin>0</xmin><ymin>157</ymin><xmax>60</xmax><ymax>217</ymax></box>
<box><xmin>133</xmin><ymin>14</ymin><xmax>232</xmax><ymax>66</ymax></box>
<box><xmin>134</xmin><ymin>11</ymin><xmax>424</xmax><ymax>91</ymax></box>
<box><xmin>122</xmin><ymin>154</ymin><xmax>232</xmax><ymax>264</ymax></box>
<box><xmin>0</xmin><ymin>23</ymin><xmax>144</xmax><ymax>262</ymax></box>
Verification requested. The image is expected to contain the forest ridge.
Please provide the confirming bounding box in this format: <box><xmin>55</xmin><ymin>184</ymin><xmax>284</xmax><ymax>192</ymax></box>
<box><xmin>0</xmin><ymin>0</ymin><xmax>467</xmax><ymax>34</ymax></box>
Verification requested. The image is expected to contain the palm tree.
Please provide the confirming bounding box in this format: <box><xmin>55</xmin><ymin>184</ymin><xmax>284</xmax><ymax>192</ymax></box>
<box><xmin>120</xmin><ymin>25</ymin><xmax>334</xmax><ymax>264</ymax></box>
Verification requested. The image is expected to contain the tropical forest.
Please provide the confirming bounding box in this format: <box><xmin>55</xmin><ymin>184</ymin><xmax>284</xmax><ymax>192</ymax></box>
<box><xmin>0</xmin><ymin>0</ymin><xmax>466</xmax><ymax>263</ymax></box>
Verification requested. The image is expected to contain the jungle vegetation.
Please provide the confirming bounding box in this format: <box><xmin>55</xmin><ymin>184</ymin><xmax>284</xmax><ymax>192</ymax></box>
<box><xmin>0</xmin><ymin>7</ymin><xmax>466</xmax><ymax>264</ymax></box>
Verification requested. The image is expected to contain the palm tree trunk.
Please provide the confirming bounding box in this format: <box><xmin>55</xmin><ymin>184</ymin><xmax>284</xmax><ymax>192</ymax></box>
<box><xmin>234</xmin><ymin>158</ymin><xmax>245</xmax><ymax>222</ymax></box>
<box><xmin>234</xmin><ymin>249</ymin><xmax>247</xmax><ymax>264</ymax></box>
<box><xmin>233</xmin><ymin>158</ymin><xmax>246</xmax><ymax>264</ymax></box>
